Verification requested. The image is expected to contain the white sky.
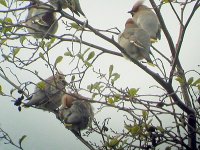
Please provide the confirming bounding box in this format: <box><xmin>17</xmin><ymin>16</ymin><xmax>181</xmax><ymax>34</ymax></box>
<box><xmin>0</xmin><ymin>0</ymin><xmax>199</xmax><ymax>149</ymax></box>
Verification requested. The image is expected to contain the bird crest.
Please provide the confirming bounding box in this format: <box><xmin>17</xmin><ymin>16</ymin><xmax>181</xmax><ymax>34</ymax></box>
<box><xmin>128</xmin><ymin>0</ymin><xmax>145</xmax><ymax>14</ymax></box>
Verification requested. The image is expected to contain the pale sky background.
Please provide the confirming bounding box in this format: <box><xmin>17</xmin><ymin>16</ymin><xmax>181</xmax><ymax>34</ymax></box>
<box><xmin>0</xmin><ymin>0</ymin><xmax>200</xmax><ymax>150</ymax></box>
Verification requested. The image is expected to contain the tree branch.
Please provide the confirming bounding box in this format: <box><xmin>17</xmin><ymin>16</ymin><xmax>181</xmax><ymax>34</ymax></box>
<box><xmin>59</xmin><ymin>10</ymin><xmax>194</xmax><ymax>115</ymax></box>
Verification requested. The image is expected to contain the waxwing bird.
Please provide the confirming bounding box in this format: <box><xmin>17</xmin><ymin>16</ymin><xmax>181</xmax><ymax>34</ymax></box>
<box><xmin>59</xmin><ymin>93</ymin><xmax>94</xmax><ymax>135</ymax></box>
<box><xmin>118</xmin><ymin>18</ymin><xmax>153</xmax><ymax>63</ymax></box>
<box><xmin>25</xmin><ymin>1</ymin><xmax>58</xmax><ymax>38</ymax></box>
<box><xmin>128</xmin><ymin>0</ymin><xmax>161</xmax><ymax>42</ymax></box>
<box><xmin>49</xmin><ymin>0</ymin><xmax>85</xmax><ymax>17</ymax></box>
<box><xmin>24</xmin><ymin>72</ymin><xmax>67</xmax><ymax>112</ymax></box>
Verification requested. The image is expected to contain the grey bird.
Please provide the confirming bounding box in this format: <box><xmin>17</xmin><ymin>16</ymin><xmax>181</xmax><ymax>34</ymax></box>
<box><xmin>24</xmin><ymin>72</ymin><xmax>66</xmax><ymax>112</ymax></box>
<box><xmin>25</xmin><ymin>1</ymin><xmax>58</xmax><ymax>38</ymax></box>
<box><xmin>118</xmin><ymin>18</ymin><xmax>153</xmax><ymax>63</ymax></box>
<box><xmin>49</xmin><ymin>0</ymin><xmax>85</xmax><ymax>17</ymax></box>
<box><xmin>128</xmin><ymin>0</ymin><xmax>161</xmax><ymax>42</ymax></box>
<box><xmin>59</xmin><ymin>93</ymin><xmax>94</xmax><ymax>135</ymax></box>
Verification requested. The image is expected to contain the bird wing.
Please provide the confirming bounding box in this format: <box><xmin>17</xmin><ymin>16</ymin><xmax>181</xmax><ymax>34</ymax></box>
<box><xmin>129</xmin><ymin>30</ymin><xmax>153</xmax><ymax>63</ymax></box>
<box><xmin>66</xmin><ymin>112</ymin><xmax>82</xmax><ymax>124</ymax></box>
<box><xmin>33</xmin><ymin>18</ymin><xmax>49</xmax><ymax>27</ymax></box>
<box><xmin>45</xmin><ymin>83</ymin><xmax>60</xmax><ymax>95</ymax></box>
<box><xmin>67</xmin><ymin>0</ymin><xmax>85</xmax><ymax>16</ymax></box>
<box><xmin>129</xmin><ymin>35</ymin><xmax>145</xmax><ymax>50</ymax></box>
<box><xmin>67</xmin><ymin>101</ymin><xmax>89</xmax><ymax>124</ymax></box>
<box><xmin>73</xmin><ymin>0</ymin><xmax>85</xmax><ymax>16</ymax></box>
<box><xmin>28</xmin><ymin>3</ymin><xmax>53</xmax><ymax>27</ymax></box>
<box><xmin>24</xmin><ymin>87</ymin><xmax>46</xmax><ymax>106</ymax></box>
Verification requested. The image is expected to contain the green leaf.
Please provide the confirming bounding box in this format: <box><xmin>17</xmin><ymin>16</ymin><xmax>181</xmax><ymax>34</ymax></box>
<box><xmin>70</xmin><ymin>22</ymin><xmax>84</xmax><ymax>31</ymax></box>
<box><xmin>86</xmin><ymin>51</ymin><xmax>95</xmax><ymax>61</ymax></box>
<box><xmin>13</xmin><ymin>48</ymin><xmax>20</xmax><ymax>57</ymax></box>
<box><xmin>175</xmin><ymin>77</ymin><xmax>184</xmax><ymax>84</ymax></box>
<box><xmin>39</xmin><ymin>41</ymin><xmax>45</xmax><ymax>49</ymax></box>
<box><xmin>126</xmin><ymin>124</ymin><xmax>140</xmax><ymax>134</ymax></box>
<box><xmin>0</xmin><ymin>0</ymin><xmax>7</xmax><ymax>7</ymax></box>
<box><xmin>0</xmin><ymin>39</ymin><xmax>7</xmax><ymax>44</ymax></box>
<box><xmin>128</xmin><ymin>88</ymin><xmax>138</xmax><ymax>97</ymax></box>
<box><xmin>37</xmin><ymin>81</ymin><xmax>46</xmax><ymax>90</ymax></box>
<box><xmin>70</xmin><ymin>22</ymin><xmax>81</xmax><ymax>30</ymax></box>
<box><xmin>109</xmin><ymin>65</ymin><xmax>113</xmax><ymax>78</ymax></box>
<box><xmin>87</xmin><ymin>84</ymin><xmax>93</xmax><ymax>91</ymax></box>
<box><xmin>2</xmin><ymin>27</ymin><xmax>12</xmax><ymax>33</ymax></box>
<box><xmin>54</xmin><ymin>56</ymin><xmax>63</xmax><ymax>66</ymax></box>
<box><xmin>108</xmin><ymin>138</ymin><xmax>119</xmax><ymax>147</ymax></box>
<box><xmin>111</xmin><ymin>73</ymin><xmax>120</xmax><ymax>85</ymax></box>
<box><xmin>87</xmin><ymin>82</ymin><xmax>103</xmax><ymax>92</ymax></box>
<box><xmin>192</xmin><ymin>78</ymin><xmax>200</xmax><ymax>86</ymax></box>
<box><xmin>163</xmin><ymin>0</ymin><xmax>174</xmax><ymax>3</ymax></box>
<box><xmin>163</xmin><ymin>0</ymin><xmax>169</xmax><ymax>3</ymax></box>
<box><xmin>142</xmin><ymin>110</ymin><xmax>148</xmax><ymax>120</ymax></box>
<box><xmin>64</xmin><ymin>51</ymin><xmax>73</xmax><ymax>57</ymax></box>
<box><xmin>39</xmin><ymin>52</ymin><xmax>45</xmax><ymax>60</ymax></box>
<box><xmin>0</xmin><ymin>85</ymin><xmax>3</xmax><ymax>94</ymax></box>
<box><xmin>4</xmin><ymin>17</ymin><xmax>12</xmax><ymax>23</ymax></box>
<box><xmin>92</xmin><ymin>93</ymin><xmax>97</xmax><ymax>99</ymax></box>
<box><xmin>77</xmin><ymin>53</ymin><xmax>83</xmax><ymax>61</ymax></box>
<box><xmin>82</xmin><ymin>48</ymin><xmax>90</xmax><ymax>57</ymax></box>
<box><xmin>114</xmin><ymin>94</ymin><xmax>120</xmax><ymax>102</ymax></box>
<box><xmin>46</xmin><ymin>38</ymin><xmax>55</xmax><ymax>48</ymax></box>
<box><xmin>157</xmin><ymin>126</ymin><xmax>165</xmax><ymax>133</ymax></box>
<box><xmin>2</xmin><ymin>18</ymin><xmax>13</xmax><ymax>33</ymax></box>
<box><xmin>71</xmin><ymin>75</ymin><xmax>75</xmax><ymax>82</ymax></box>
<box><xmin>198</xmin><ymin>85</ymin><xmax>200</xmax><ymax>90</ymax></box>
<box><xmin>20</xmin><ymin>36</ymin><xmax>26</xmax><ymax>45</ymax></box>
<box><xmin>147</xmin><ymin>62</ymin><xmax>155</xmax><ymax>67</ymax></box>
<box><xmin>108</xmin><ymin>98</ymin><xmax>114</xmax><ymax>105</ymax></box>
<box><xmin>93</xmin><ymin>82</ymin><xmax>100</xmax><ymax>90</ymax></box>
<box><xmin>187</xmin><ymin>77</ymin><xmax>194</xmax><ymax>85</ymax></box>
<box><xmin>19</xmin><ymin>135</ymin><xmax>27</xmax><ymax>146</ymax></box>
<box><xmin>50</xmin><ymin>37</ymin><xmax>55</xmax><ymax>43</ymax></box>
<box><xmin>84</xmin><ymin>61</ymin><xmax>92</xmax><ymax>67</ymax></box>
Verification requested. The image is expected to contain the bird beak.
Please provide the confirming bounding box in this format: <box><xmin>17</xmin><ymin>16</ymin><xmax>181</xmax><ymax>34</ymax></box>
<box><xmin>127</xmin><ymin>10</ymin><xmax>134</xmax><ymax>16</ymax></box>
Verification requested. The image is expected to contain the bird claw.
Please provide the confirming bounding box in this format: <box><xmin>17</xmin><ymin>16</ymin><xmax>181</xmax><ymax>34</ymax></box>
<box><xmin>64</xmin><ymin>123</ymin><xmax>73</xmax><ymax>127</ymax></box>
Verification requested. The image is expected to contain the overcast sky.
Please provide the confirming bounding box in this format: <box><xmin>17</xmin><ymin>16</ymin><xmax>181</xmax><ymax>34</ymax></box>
<box><xmin>0</xmin><ymin>0</ymin><xmax>199</xmax><ymax>149</ymax></box>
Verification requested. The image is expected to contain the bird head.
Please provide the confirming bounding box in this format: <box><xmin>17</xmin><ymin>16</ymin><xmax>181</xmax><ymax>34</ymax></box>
<box><xmin>61</xmin><ymin>94</ymin><xmax>75</xmax><ymax>108</ymax></box>
<box><xmin>54</xmin><ymin>71</ymin><xmax>67</xmax><ymax>86</ymax></box>
<box><xmin>125</xmin><ymin>18</ymin><xmax>138</xmax><ymax>28</ymax></box>
<box><xmin>128</xmin><ymin>0</ymin><xmax>147</xmax><ymax>16</ymax></box>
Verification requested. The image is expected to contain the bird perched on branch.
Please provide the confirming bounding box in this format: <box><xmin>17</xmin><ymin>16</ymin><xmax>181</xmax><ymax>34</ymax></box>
<box><xmin>49</xmin><ymin>0</ymin><xmax>85</xmax><ymax>17</ymax></box>
<box><xmin>128</xmin><ymin>0</ymin><xmax>161</xmax><ymax>42</ymax></box>
<box><xmin>118</xmin><ymin>18</ymin><xmax>153</xmax><ymax>63</ymax></box>
<box><xmin>25</xmin><ymin>1</ymin><xmax>58</xmax><ymax>38</ymax></box>
<box><xmin>24</xmin><ymin>72</ymin><xmax>67</xmax><ymax>112</ymax></box>
<box><xmin>59</xmin><ymin>93</ymin><xmax>94</xmax><ymax>135</ymax></box>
